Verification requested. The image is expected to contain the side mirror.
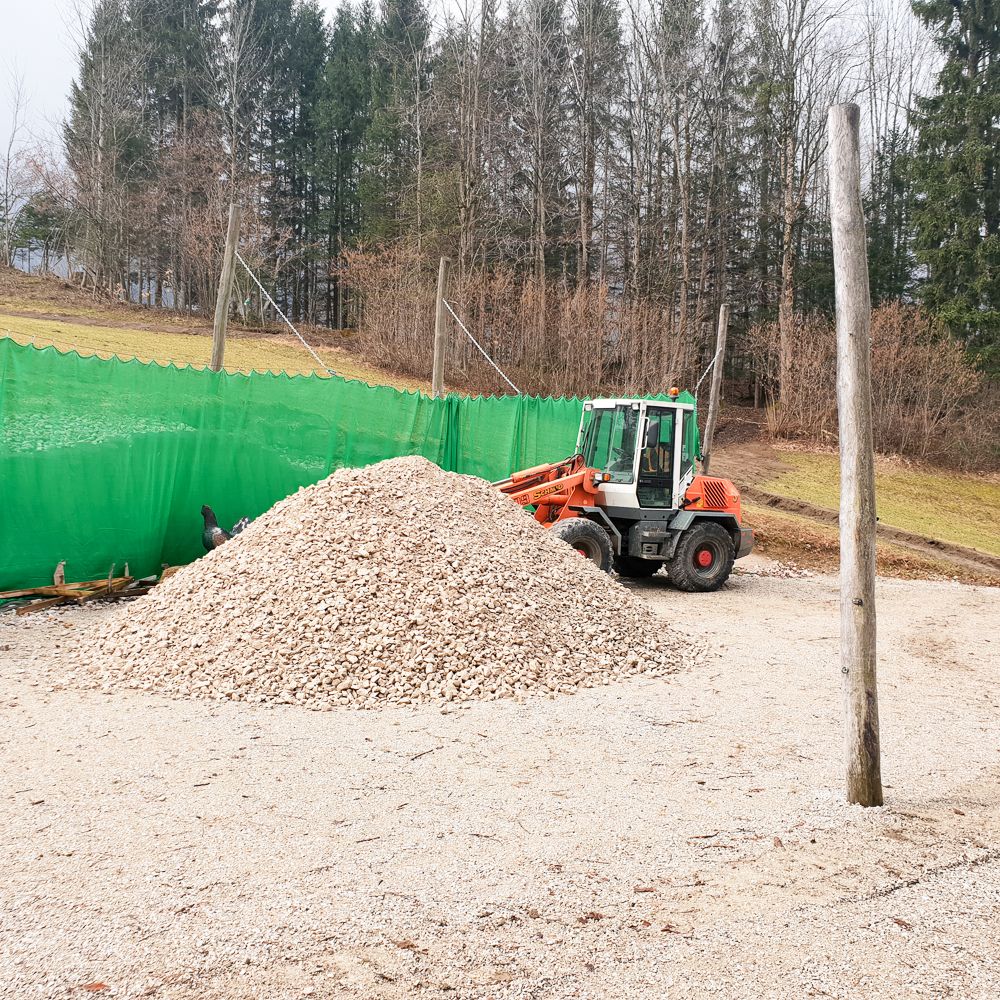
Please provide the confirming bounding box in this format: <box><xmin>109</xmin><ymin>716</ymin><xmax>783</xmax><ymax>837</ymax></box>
<box><xmin>644</xmin><ymin>421</ymin><xmax>659</xmax><ymax>449</ymax></box>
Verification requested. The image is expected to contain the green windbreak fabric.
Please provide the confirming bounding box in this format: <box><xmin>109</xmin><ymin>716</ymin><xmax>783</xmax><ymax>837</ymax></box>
<box><xmin>0</xmin><ymin>338</ymin><xmax>698</xmax><ymax>589</ymax></box>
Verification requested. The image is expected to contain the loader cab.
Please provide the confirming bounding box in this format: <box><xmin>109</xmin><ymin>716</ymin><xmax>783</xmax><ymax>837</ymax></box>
<box><xmin>576</xmin><ymin>397</ymin><xmax>697</xmax><ymax>512</ymax></box>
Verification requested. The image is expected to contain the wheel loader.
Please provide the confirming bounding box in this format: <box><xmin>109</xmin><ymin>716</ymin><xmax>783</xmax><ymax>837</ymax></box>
<box><xmin>494</xmin><ymin>391</ymin><xmax>753</xmax><ymax>591</ymax></box>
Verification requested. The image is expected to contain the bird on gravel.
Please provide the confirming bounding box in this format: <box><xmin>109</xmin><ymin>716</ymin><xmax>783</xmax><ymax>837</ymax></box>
<box><xmin>201</xmin><ymin>505</ymin><xmax>251</xmax><ymax>552</ymax></box>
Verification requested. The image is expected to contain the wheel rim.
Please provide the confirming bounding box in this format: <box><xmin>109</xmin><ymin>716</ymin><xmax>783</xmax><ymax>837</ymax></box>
<box><xmin>693</xmin><ymin>542</ymin><xmax>720</xmax><ymax>575</ymax></box>
<box><xmin>572</xmin><ymin>538</ymin><xmax>603</xmax><ymax>566</ymax></box>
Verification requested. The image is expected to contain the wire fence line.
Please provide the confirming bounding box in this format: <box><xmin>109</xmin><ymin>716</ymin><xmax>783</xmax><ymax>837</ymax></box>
<box><xmin>442</xmin><ymin>298</ymin><xmax>521</xmax><ymax>394</ymax></box>
<box><xmin>693</xmin><ymin>341</ymin><xmax>725</xmax><ymax>399</ymax></box>
<box><xmin>235</xmin><ymin>251</ymin><xmax>339</xmax><ymax>377</ymax></box>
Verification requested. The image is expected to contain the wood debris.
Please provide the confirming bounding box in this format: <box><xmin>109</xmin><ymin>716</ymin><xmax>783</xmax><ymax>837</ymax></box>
<box><xmin>1</xmin><ymin>566</ymin><xmax>178</xmax><ymax>616</ymax></box>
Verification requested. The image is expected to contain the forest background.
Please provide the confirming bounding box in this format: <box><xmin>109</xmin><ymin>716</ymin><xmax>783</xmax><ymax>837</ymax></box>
<box><xmin>1</xmin><ymin>0</ymin><xmax>997</xmax><ymax>467</ymax></box>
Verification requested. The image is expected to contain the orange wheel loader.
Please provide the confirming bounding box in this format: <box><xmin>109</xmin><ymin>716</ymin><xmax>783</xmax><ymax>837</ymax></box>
<box><xmin>493</xmin><ymin>393</ymin><xmax>753</xmax><ymax>592</ymax></box>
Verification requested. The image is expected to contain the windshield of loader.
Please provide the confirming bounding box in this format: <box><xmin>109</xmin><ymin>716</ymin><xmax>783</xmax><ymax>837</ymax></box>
<box><xmin>579</xmin><ymin>404</ymin><xmax>640</xmax><ymax>484</ymax></box>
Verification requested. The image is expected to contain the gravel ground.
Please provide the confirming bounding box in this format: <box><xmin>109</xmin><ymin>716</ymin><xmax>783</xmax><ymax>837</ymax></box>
<box><xmin>1</xmin><ymin>562</ymin><xmax>998</xmax><ymax>999</ymax></box>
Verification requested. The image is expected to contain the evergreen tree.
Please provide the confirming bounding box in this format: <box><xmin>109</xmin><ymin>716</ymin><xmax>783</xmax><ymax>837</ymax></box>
<box><xmin>146</xmin><ymin>0</ymin><xmax>220</xmax><ymax>137</ymax></box>
<box><xmin>56</xmin><ymin>0</ymin><xmax>982</xmax><ymax>388</ymax></box>
<box><xmin>566</xmin><ymin>0</ymin><xmax>624</xmax><ymax>283</ymax></box>
<box><xmin>911</xmin><ymin>0</ymin><xmax>1000</xmax><ymax>369</ymax></box>
<box><xmin>358</xmin><ymin>0</ymin><xmax>432</xmax><ymax>241</ymax></box>
<box><xmin>866</xmin><ymin>126</ymin><xmax>917</xmax><ymax>305</ymax></box>
<box><xmin>64</xmin><ymin>0</ymin><xmax>152</xmax><ymax>290</ymax></box>
<box><xmin>284</xmin><ymin>0</ymin><xmax>327</xmax><ymax>318</ymax></box>
<box><xmin>314</xmin><ymin>0</ymin><xmax>374</xmax><ymax>323</ymax></box>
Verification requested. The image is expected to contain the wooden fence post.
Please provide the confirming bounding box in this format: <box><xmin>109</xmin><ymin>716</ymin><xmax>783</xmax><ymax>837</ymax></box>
<box><xmin>431</xmin><ymin>256</ymin><xmax>452</xmax><ymax>398</ymax></box>
<box><xmin>701</xmin><ymin>302</ymin><xmax>730</xmax><ymax>475</ymax></box>
<box><xmin>829</xmin><ymin>103</ymin><xmax>883</xmax><ymax>807</ymax></box>
<box><xmin>211</xmin><ymin>201</ymin><xmax>241</xmax><ymax>373</ymax></box>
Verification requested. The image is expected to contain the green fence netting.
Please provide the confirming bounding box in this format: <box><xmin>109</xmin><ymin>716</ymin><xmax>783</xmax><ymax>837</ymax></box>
<box><xmin>0</xmin><ymin>338</ymin><xmax>698</xmax><ymax>589</ymax></box>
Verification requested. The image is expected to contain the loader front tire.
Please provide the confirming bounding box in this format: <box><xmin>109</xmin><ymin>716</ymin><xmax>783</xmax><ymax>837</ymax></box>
<box><xmin>550</xmin><ymin>517</ymin><xmax>613</xmax><ymax>573</ymax></box>
<box><xmin>668</xmin><ymin>522</ymin><xmax>735</xmax><ymax>592</ymax></box>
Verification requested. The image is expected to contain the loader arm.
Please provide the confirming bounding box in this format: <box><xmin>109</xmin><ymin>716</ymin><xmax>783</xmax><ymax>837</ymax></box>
<box><xmin>493</xmin><ymin>455</ymin><xmax>602</xmax><ymax>525</ymax></box>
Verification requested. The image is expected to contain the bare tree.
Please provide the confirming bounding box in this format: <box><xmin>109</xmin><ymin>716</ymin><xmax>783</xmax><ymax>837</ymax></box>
<box><xmin>513</xmin><ymin>0</ymin><xmax>569</xmax><ymax>315</ymax></box>
<box><xmin>1</xmin><ymin>72</ymin><xmax>32</xmax><ymax>266</ymax></box>
<box><xmin>200</xmin><ymin>0</ymin><xmax>267</xmax><ymax>315</ymax></box>
<box><xmin>565</xmin><ymin>0</ymin><xmax>622</xmax><ymax>284</ymax></box>
<box><xmin>860</xmin><ymin>0</ymin><xmax>935</xmax><ymax>175</ymax></box>
<box><xmin>755</xmin><ymin>0</ymin><xmax>853</xmax><ymax>398</ymax></box>
<box><xmin>619</xmin><ymin>2</ymin><xmax>660</xmax><ymax>296</ymax></box>
<box><xmin>207</xmin><ymin>0</ymin><xmax>266</xmax><ymax>183</ymax></box>
<box><xmin>436</xmin><ymin>0</ymin><xmax>506</xmax><ymax>281</ymax></box>
<box><xmin>654</xmin><ymin>0</ymin><xmax>705</xmax><ymax>347</ymax></box>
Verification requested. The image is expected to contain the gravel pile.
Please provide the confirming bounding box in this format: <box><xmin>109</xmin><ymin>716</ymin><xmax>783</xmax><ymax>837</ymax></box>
<box><xmin>71</xmin><ymin>456</ymin><xmax>694</xmax><ymax>709</ymax></box>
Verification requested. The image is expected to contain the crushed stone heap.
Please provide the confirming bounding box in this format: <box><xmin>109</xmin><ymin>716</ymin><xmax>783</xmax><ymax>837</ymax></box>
<box><xmin>71</xmin><ymin>457</ymin><xmax>697</xmax><ymax>709</ymax></box>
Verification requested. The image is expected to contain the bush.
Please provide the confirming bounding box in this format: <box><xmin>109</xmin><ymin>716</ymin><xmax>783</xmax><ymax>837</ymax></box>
<box><xmin>344</xmin><ymin>245</ymin><xmax>700</xmax><ymax>397</ymax></box>
<box><xmin>746</xmin><ymin>304</ymin><xmax>997</xmax><ymax>470</ymax></box>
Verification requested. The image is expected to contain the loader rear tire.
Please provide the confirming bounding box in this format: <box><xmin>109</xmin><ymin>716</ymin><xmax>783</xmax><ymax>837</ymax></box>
<box><xmin>613</xmin><ymin>555</ymin><xmax>664</xmax><ymax>578</ymax></box>
<box><xmin>668</xmin><ymin>522</ymin><xmax>735</xmax><ymax>593</ymax></box>
<box><xmin>550</xmin><ymin>518</ymin><xmax>613</xmax><ymax>573</ymax></box>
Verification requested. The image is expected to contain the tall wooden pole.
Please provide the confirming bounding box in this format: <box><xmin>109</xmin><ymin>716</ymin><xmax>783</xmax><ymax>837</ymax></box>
<box><xmin>431</xmin><ymin>256</ymin><xmax>452</xmax><ymax>398</ymax></box>
<box><xmin>211</xmin><ymin>201</ymin><xmax>241</xmax><ymax>373</ymax></box>
<box><xmin>701</xmin><ymin>302</ymin><xmax>730</xmax><ymax>475</ymax></box>
<box><xmin>829</xmin><ymin>103</ymin><xmax>882</xmax><ymax>807</ymax></box>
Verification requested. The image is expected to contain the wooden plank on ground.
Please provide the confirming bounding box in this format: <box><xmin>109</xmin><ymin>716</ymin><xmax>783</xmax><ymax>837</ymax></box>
<box><xmin>16</xmin><ymin>597</ymin><xmax>68</xmax><ymax>617</ymax></box>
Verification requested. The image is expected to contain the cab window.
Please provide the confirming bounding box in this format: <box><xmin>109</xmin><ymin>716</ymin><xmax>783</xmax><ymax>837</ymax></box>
<box><xmin>640</xmin><ymin>412</ymin><xmax>674</xmax><ymax>475</ymax></box>
<box><xmin>580</xmin><ymin>404</ymin><xmax>640</xmax><ymax>484</ymax></box>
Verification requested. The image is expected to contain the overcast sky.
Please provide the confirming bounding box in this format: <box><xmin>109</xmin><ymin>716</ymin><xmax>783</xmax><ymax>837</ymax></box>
<box><xmin>0</xmin><ymin>0</ymin><xmax>342</xmax><ymax>152</ymax></box>
<box><xmin>1</xmin><ymin>0</ymin><xmax>79</xmax><ymax>148</ymax></box>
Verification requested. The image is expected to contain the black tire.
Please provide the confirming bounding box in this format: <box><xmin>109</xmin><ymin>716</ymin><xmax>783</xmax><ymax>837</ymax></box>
<box><xmin>613</xmin><ymin>555</ymin><xmax>664</xmax><ymax>578</ymax></box>
<box><xmin>550</xmin><ymin>518</ymin><xmax>613</xmax><ymax>573</ymax></box>
<box><xmin>668</xmin><ymin>522</ymin><xmax>735</xmax><ymax>592</ymax></box>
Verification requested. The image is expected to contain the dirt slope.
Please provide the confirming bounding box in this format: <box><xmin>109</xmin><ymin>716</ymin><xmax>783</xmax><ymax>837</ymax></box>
<box><xmin>714</xmin><ymin>440</ymin><xmax>1000</xmax><ymax>584</ymax></box>
<box><xmin>744</xmin><ymin>486</ymin><xmax>1000</xmax><ymax>577</ymax></box>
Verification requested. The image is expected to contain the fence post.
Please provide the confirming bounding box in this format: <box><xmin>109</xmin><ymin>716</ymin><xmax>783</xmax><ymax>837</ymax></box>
<box><xmin>211</xmin><ymin>201</ymin><xmax>241</xmax><ymax>373</ymax></box>
<box><xmin>829</xmin><ymin>103</ymin><xmax>883</xmax><ymax>808</ymax></box>
<box><xmin>432</xmin><ymin>256</ymin><xmax>452</xmax><ymax>398</ymax></box>
<box><xmin>701</xmin><ymin>302</ymin><xmax>730</xmax><ymax>475</ymax></box>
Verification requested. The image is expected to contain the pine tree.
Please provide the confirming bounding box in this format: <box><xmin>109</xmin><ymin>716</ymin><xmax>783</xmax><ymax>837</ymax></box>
<box><xmin>284</xmin><ymin>0</ymin><xmax>327</xmax><ymax>319</ymax></box>
<box><xmin>358</xmin><ymin>0</ymin><xmax>432</xmax><ymax>241</ymax></box>
<box><xmin>911</xmin><ymin>0</ymin><xmax>1000</xmax><ymax>369</ymax></box>
<box><xmin>866</xmin><ymin>126</ymin><xmax>917</xmax><ymax>305</ymax></box>
<box><xmin>566</xmin><ymin>0</ymin><xmax>624</xmax><ymax>283</ymax></box>
<box><xmin>64</xmin><ymin>0</ymin><xmax>152</xmax><ymax>291</ymax></box>
<box><xmin>146</xmin><ymin>0</ymin><xmax>220</xmax><ymax>135</ymax></box>
<box><xmin>315</xmin><ymin>0</ymin><xmax>375</xmax><ymax>323</ymax></box>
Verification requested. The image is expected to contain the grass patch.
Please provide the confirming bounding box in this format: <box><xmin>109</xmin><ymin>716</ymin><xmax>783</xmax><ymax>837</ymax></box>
<box><xmin>759</xmin><ymin>451</ymin><xmax>1000</xmax><ymax>557</ymax></box>
<box><xmin>0</xmin><ymin>312</ymin><xmax>431</xmax><ymax>393</ymax></box>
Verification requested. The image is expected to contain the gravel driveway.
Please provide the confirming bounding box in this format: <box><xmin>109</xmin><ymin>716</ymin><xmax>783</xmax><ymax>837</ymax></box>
<box><xmin>1</xmin><ymin>566</ymin><xmax>997</xmax><ymax>999</ymax></box>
